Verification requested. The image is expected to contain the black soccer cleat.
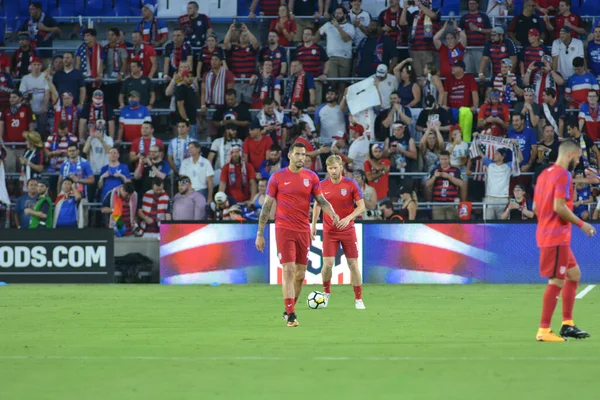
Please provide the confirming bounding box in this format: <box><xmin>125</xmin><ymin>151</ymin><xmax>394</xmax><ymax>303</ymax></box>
<box><xmin>287</xmin><ymin>312</ymin><xmax>299</xmax><ymax>327</ymax></box>
<box><xmin>560</xmin><ymin>324</ymin><xmax>591</xmax><ymax>339</ymax></box>
<box><xmin>282</xmin><ymin>311</ymin><xmax>288</xmax><ymax>321</ymax></box>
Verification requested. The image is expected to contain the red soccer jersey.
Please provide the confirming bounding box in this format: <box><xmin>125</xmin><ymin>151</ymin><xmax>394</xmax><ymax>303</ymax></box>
<box><xmin>534</xmin><ymin>164</ymin><xmax>574</xmax><ymax>247</ymax></box>
<box><xmin>438</xmin><ymin>43</ymin><xmax>465</xmax><ymax>79</ymax></box>
<box><xmin>1</xmin><ymin>104</ymin><xmax>34</xmax><ymax>142</ymax></box>
<box><xmin>243</xmin><ymin>135</ymin><xmax>274</xmax><ymax>171</ymax></box>
<box><xmin>444</xmin><ymin>74</ymin><xmax>477</xmax><ymax>109</ymax></box>
<box><xmin>129</xmin><ymin>44</ymin><xmax>156</xmax><ymax>77</ymax></box>
<box><xmin>554</xmin><ymin>14</ymin><xmax>582</xmax><ymax>40</ymax></box>
<box><xmin>267</xmin><ymin>167</ymin><xmax>322</xmax><ymax>232</ymax></box>
<box><xmin>220</xmin><ymin>162</ymin><xmax>257</xmax><ymax>203</ymax></box>
<box><xmin>364</xmin><ymin>159</ymin><xmax>391</xmax><ymax>200</ymax></box>
<box><xmin>320</xmin><ymin>177</ymin><xmax>363</xmax><ymax>232</ymax></box>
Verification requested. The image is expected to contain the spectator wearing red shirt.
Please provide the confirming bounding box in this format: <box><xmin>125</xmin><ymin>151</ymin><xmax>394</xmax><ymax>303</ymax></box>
<box><xmin>219</xmin><ymin>145</ymin><xmax>258</xmax><ymax>204</ymax></box>
<box><xmin>267</xmin><ymin>4</ymin><xmax>296</xmax><ymax>47</ymax></box>
<box><xmin>0</xmin><ymin>49</ymin><xmax>11</xmax><ymax>74</ymax></box>
<box><xmin>129</xmin><ymin>122</ymin><xmax>164</xmax><ymax>166</ymax></box>
<box><xmin>535</xmin><ymin>0</ymin><xmax>560</xmax><ymax>15</ymax></box>
<box><xmin>0</xmin><ymin>71</ymin><xmax>15</xmax><ymax>112</ymax></box>
<box><xmin>399</xmin><ymin>0</ymin><xmax>441</xmax><ymax>77</ymax></box>
<box><xmin>197</xmin><ymin>34</ymin><xmax>228</xmax><ymax>79</ymax></box>
<box><xmin>477</xmin><ymin>90</ymin><xmax>511</xmax><ymax>137</ymax></box>
<box><xmin>129</xmin><ymin>31</ymin><xmax>157</xmax><ymax>79</ymax></box>
<box><xmin>426</xmin><ymin>150</ymin><xmax>464</xmax><ymax>220</ymax></box>
<box><xmin>224</xmin><ymin>23</ymin><xmax>260</xmax><ymax>105</ymax></box>
<box><xmin>433</xmin><ymin>21</ymin><xmax>467</xmax><ymax>79</ymax></box>
<box><xmin>578</xmin><ymin>90</ymin><xmax>600</xmax><ymax>141</ymax></box>
<box><xmin>0</xmin><ymin>91</ymin><xmax>35</xmax><ymax>144</ymax></box>
<box><xmin>459</xmin><ymin>0</ymin><xmax>492</xmax><ymax>74</ymax></box>
<box><xmin>364</xmin><ymin>143</ymin><xmax>391</xmax><ymax>201</ymax></box>
<box><xmin>444</xmin><ymin>60</ymin><xmax>479</xmax><ymax>112</ymax></box>
<box><xmin>244</xmin><ymin>120</ymin><xmax>274</xmax><ymax>171</ymax></box>
<box><xmin>250</xmin><ymin>0</ymin><xmax>285</xmax><ymax>17</ymax></box>
<box><xmin>544</xmin><ymin>0</ymin><xmax>586</xmax><ymax>41</ymax></box>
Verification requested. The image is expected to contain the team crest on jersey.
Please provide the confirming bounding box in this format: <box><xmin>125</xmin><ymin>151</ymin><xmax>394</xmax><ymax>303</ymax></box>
<box><xmin>303</xmin><ymin>178</ymin><xmax>309</xmax><ymax>187</ymax></box>
<box><xmin>311</xmin><ymin>49</ymin><xmax>316</xmax><ymax>55</ymax></box>
<box><xmin>341</xmin><ymin>188</ymin><xmax>347</xmax><ymax>196</ymax></box>
<box><xmin>141</xmin><ymin>79</ymin><xmax>147</xmax><ymax>84</ymax></box>
<box><xmin>539</xmin><ymin>50</ymin><xmax>544</xmax><ymax>56</ymax></box>
<box><xmin>501</xmin><ymin>46</ymin><xmax>506</xmax><ymax>52</ymax></box>
<box><xmin>276</xmin><ymin>52</ymin><xmax>281</xmax><ymax>59</ymax></box>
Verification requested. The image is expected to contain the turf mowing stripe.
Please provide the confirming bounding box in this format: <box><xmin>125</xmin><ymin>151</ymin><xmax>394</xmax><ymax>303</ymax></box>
<box><xmin>2</xmin><ymin>356</ymin><xmax>600</xmax><ymax>362</ymax></box>
<box><xmin>576</xmin><ymin>285</ymin><xmax>596</xmax><ymax>299</ymax></box>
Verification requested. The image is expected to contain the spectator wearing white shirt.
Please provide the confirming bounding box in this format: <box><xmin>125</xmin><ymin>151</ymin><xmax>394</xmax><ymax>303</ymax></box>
<box><xmin>291</xmin><ymin>101</ymin><xmax>316</xmax><ymax>134</ymax></box>
<box><xmin>348</xmin><ymin>0</ymin><xmax>372</xmax><ymax>47</ymax></box>
<box><xmin>208</xmin><ymin>123</ymin><xmax>243</xmax><ymax>187</ymax></box>
<box><xmin>347</xmin><ymin>121</ymin><xmax>370</xmax><ymax>172</ymax></box>
<box><xmin>19</xmin><ymin>58</ymin><xmax>49</xmax><ymax>135</ymax></box>
<box><xmin>167</xmin><ymin>121</ymin><xmax>192</xmax><ymax>175</ymax></box>
<box><xmin>315</xmin><ymin>86</ymin><xmax>346</xmax><ymax>145</ymax></box>
<box><xmin>371</xmin><ymin>64</ymin><xmax>399</xmax><ymax>111</ymax></box>
<box><xmin>445</xmin><ymin>125</ymin><xmax>469</xmax><ymax>174</ymax></box>
<box><xmin>552</xmin><ymin>26</ymin><xmax>584</xmax><ymax>80</ymax></box>
<box><xmin>82</xmin><ymin>119</ymin><xmax>113</xmax><ymax>202</ymax></box>
<box><xmin>316</xmin><ymin>6</ymin><xmax>355</xmax><ymax>96</ymax></box>
<box><xmin>179</xmin><ymin>141</ymin><xmax>214</xmax><ymax>202</ymax></box>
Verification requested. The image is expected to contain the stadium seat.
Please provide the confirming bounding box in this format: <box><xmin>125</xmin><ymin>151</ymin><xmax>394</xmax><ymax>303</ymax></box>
<box><xmin>156</xmin><ymin>0</ymin><xmax>184</xmax><ymax>18</ymax></box>
<box><xmin>437</xmin><ymin>0</ymin><xmax>459</xmax><ymax>19</ymax></box>
<box><xmin>512</xmin><ymin>0</ymin><xmax>524</xmax><ymax>15</ymax></box>
<box><xmin>85</xmin><ymin>0</ymin><xmax>105</xmax><ymax>16</ymax></box>
<box><xmin>129</xmin><ymin>0</ymin><xmax>143</xmax><ymax>17</ymax></box>
<box><xmin>580</xmin><ymin>0</ymin><xmax>600</xmax><ymax>16</ymax></box>
<box><xmin>54</xmin><ymin>0</ymin><xmax>76</xmax><ymax>17</ymax></box>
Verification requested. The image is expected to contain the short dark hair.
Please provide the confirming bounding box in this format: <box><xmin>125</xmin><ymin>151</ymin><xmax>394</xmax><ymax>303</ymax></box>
<box><xmin>130</xmin><ymin>60</ymin><xmax>143</xmax><ymax>69</ymax></box>
<box><xmin>269</xmin><ymin>144</ymin><xmax>282</xmax><ymax>152</ymax></box>
<box><xmin>67</xmin><ymin>143</ymin><xmax>78</xmax><ymax>150</ymax></box>
<box><xmin>439</xmin><ymin>150</ymin><xmax>451</xmax><ymax>157</ymax></box>
<box><xmin>263</xmin><ymin>98</ymin><xmax>276</xmax><ymax>107</ymax></box>
<box><xmin>543</xmin><ymin>88</ymin><xmax>557</xmax><ymax>98</ymax></box>
<box><xmin>152</xmin><ymin>177</ymin><xmax>164</xmax><ymax>187</ymax></box>
<box><xmin>567</xmin><ymin>119</ymin><xmax>579</xmax><ymax>129</ymax></box>
<box><xmin>123</xmin><ymin>183</ymin><xmax>135</xmax><ymax>194</ymax></box>
<box><xmin>83</xmin><ymin>28</ymin><xmax>97</xmax><ymax>37</ymax></box>
<box><xmin>303</xmin><ymin>27</ymin><xmax>314</xmax><ymax>35</ymax></box>
<box><xmin>560</xmin><ymin>0</ymin><xmax>571</xmax><ymax>7</ymax></box>
<box><xmin>62</xmin><ymin>51</ymin><xmax>74</xmax><ymax>58</ymax></box>
<box><xmin>588</xmin><ymin>90</ymin><xmax>599</xmax><ymax>97</ymax></box>
<box><xmin>178</xmin><ymin>120</ymin><xmax>190</xmax><ymax>127</ymax></box>
<box><xmin>573</xmin><ymin>57</ymin><xmax>585</xmax><ymax>68</ymax></box>
<box><xmin>268</xmin><ymin>29</ymin><xmax>280</xmax><ymax>36</ymax></box>
<box><xmin>53</xmin><ymin>55</ymin><xmax>63</xmax><ymax>61</ymax></box>
<box><xmin>109</xmin><ymin>28</ymin><xmax>120</xmax><ymax>37</ymax></box>
<box><xmin>30</xmin><ymin>2</ymin><xmax>43</xmax><ymax>10</ymax></box>
<box><xmin>225</xmin><ymin>123</ymin><xmax>237</xmax><ymax>131</ymax></box>
<box><xmin>559</xmin><ymin>139</ymin><xmax>580</xmax><ymax>154</ymax></box>
<box><xmin>380</xmin><ymin>200</ymin><xmax>394</xmax><ymax>210</ymax></box>
<box><xmin>225</xmin><ymin>89</ymin><xmax>237</xmax><ymax>97</ymax></box>
<box><xmin>289</xmin><ymin>142</ymin><xmax>306</xmax><ymax>153</ymax></box>
<box><xmin>512</xmin><ymin>113</ymin><xmax>525</xmax><ymax>120</ymax></box>
<box><xmin>142</xmin><ymin>121</ymin><xmax>154</xmax><ymax>128</ymax></box>
<box><xmin>189</xmin><ymin>141</ymin><xmax>201</xmax><ymax>150</ymax></box>
<box><xmin>335</xmin><ymin>5</ymin><xmax>347</xmax><ymax>14</ymax></box>
<box><xmin>188</xmin><ymin>1</ymin><xmax>199</xmax><ymax>8</ymax></box>
<box><xmin>152</xmin><ymin>144</ymin><xmax>164</xmax><ymax>153</ymax></box>
<box><xmin>58</xmin><ymin>120</ymin><xmax>69</xmax><ymax>130</ymax></box>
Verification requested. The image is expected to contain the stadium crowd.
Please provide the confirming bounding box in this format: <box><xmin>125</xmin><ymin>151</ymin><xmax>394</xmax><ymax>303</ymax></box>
<box><xmin>2</xmin><ymin>0</ymin><xmax>600</xmax><ymax>235</ymax></box>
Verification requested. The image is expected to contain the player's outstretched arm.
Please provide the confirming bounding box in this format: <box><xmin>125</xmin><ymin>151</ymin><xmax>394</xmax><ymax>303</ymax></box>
<box><xmin>311</xmin><ymin>202</ymin><xmax>321</xmax><ymax>241</ymax></box>
<box><xmin>554</xmin><ymin>197</ymin><xmax>596</xmax><ymax>238</ymax></box>
<box><xmin>315</xmin><ymin>194</ymin><xmax>339</xmax><ymax>225</ymax></box>
<box><xmin>255</xmin><ymin>195</ymin><xmax>275</xmax><ymax>252</ymax></box>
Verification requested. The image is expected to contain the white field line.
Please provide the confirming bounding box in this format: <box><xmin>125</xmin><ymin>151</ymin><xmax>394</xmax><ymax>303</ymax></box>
<box><xmin>576</xmin><ymin>285</ymin><xmax>596</xmax><ymax>299</ymax></box>
<box><xmin>1</xmin><ymin>355</ymin><xmax>599</xmax><ymax>362</ymax></box>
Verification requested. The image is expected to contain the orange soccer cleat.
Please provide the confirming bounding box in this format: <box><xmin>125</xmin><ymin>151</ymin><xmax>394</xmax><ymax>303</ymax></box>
<box><xmin>536</xmin><ymin>328</ymin><xmax>567</xmax><ymax>342</ymax></box>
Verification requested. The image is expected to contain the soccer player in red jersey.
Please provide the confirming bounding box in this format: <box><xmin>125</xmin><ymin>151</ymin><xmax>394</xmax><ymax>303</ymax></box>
<box><xmin>533</xmin><ymin>139</ymin><xmax>596</xmax><ymax>342</ymax></box>
<box><xmin>310</xmin><ymin>155</ymin><xmax>366</xmax><ymax>309</ymax></box>
<box><xmin>255</xmin><ymin>142</ymin><xmax>339</xmax><ymax>327</ymax></box>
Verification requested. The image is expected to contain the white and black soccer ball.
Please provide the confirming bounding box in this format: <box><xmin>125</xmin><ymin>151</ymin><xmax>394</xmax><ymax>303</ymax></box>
<box><xmin>307</xmin><ymin>291</ymin><xmax>326</xmax><ymax>309</ymax></box>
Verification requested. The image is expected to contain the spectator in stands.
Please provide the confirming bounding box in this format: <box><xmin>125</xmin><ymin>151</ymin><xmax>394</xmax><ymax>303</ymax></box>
<box><xmin>567</xmin><ymin>121</ymin><xmax>600</xmax><ymax>170</ymax></box>
<box><xmin>117</xmin><ymin>91</ymin><xmax>152</xmax><ymax>145</ymax></box>
<box><xmin>535</xmin><ymin>0</ymin><xmax>559</xmax><ymax>16</ymax></box>
<box><xmin>378</xmin><ymin>200</ymin><xmax>403</xmax><ymax>221</ymax></box>
<box><xmin>19</xmin><ymin>2</ymin><xmax>59</xmax><ymax>62</ymax></box>
<box><xmin>138</xmin><ymin>177</ymin><xmax>169</xmax><ymax>236</ymax></box>
<box><xmin>45</xmin><ymin>121</ymin><xmax>78</xmax><ymax>180</ymax></box>
<box><xmin>292</xmin><ymin>121</ymin><xmax>323</xmax><ymax>170</ymax></box>
<box><xmin>50</xmin><ymin>55</ymin><xmax>64</xmax><ymax>77</ymax></box>
<box><xmin>136</xmin><ymin>3</ymin><xmax>169</xmax><ymax>48</ymax></box>
<box><xmin>13</xmin><ymin>178</ymin><xmax>37</xmax><ymax>228</ymax></box>
<box><xmin>416</xmin><ymin>95</ymin><xmax>451</xmax><ymax>138</ymax></box>
<box><xmin>165</xmin><ymin>62</ymin><xmax>195</xmax><ymax>135</ymax></box>
<box><xmin>119</xmin><ymin>30</ymin><xmax>133</xmax><ymax>49</ymax></box>
<box><xmin>201</xmin><ymin>53</ymin><xmax>235</xmax><ymax>116</ymax></box>
<box><xmin>12</xmin><ymin>34</ymin><xmax>38</xmax><ymax>79</ymax></box>
<box><xmin>129</xmin><ymin>31</ymin><xmax>157</xmax><ymax>79</ymax></box>
<box><xmin>27</xmin><ymin>179</ymin><xmax>52</xmax><ymax>229</ymax></box>
<box><xmin>98</xmin><ymin>147</ymin><xmax>132</xmax><ymax>204</ymax></box>
<box><xmin>536</xmin><ymin>124</ymin><xmax>560</xmax><ymax>166</ymax></box>
<box><xmin>19</xmin><ymin>131</ymin><xmax>44</xmax><ymax>190</ymax></box>
<box><xmin>551</xmin><ymin>26</ymin><xmax>584</xmax><ymax>79</ymax></box>
<box><xmin>134</xmin><ymin>143</ymin><xmax>170</xmax><ymax>199</ymax></box>
<box><xmin>400</xmin><ymin>0</ymin><xmax>440</xmax><ymax>77</ymax></box>
<box><xmin>355</xmin><ymin>21</ymin><xmax>398</xmax><ymax>78</ymax></box>
<box><xmin>378</xmin><ymin>0</ymin><xmax>404</xmax><ymax>52</ymax></box>
<box><xmin>508</xmin><ymin>113</ymin><xmax>538</xmax><ymax>172</ymax></box>
<box><xmin>250</xmin><ymin>60</ymin><xmax>281</xmax><ymax>110</ymax></box>
<box><xmin>486</xmin><ymin>0</ymin><xmax>514</xmax><ymax>20</ymax></box>
<box><xmin>212</xmin><ymin>89</ymin><xmax>251</xmax><ymax>139</ymax></box>
<box><xmin>179</xmin><ymin>1</ymin><xmax>213</xmax><ymax>49</ymax></box>
<box><xmin>364</xmin><ymin>143</ymin><xmax>391</xmax><ymax>201</ymax></box>
<box><xmin>427</xmin><ymin>150</ymin><xmax>463</xmax><ymax>220</ymax></box>
<box><xmin>459</xmin><ymin>0</ymin><xmax>492</xmax><ymax>75</ymax></box>
<box><xmin>573</xmin><ymin>171</ymin><xmax>593</xmax><ymax>220</ymax></box>
<box><xmin>258</xmin><ymin>144</ymin><xmax>288</xmax><ymax>179</ymax></box>
<box><xmin>579</xmin><ymin>90</ymin><xmax>600</xmax><ymax>141</ymax></box>
<box><xmin>130</xmin><ymin>121</ymin><xmax>165</xmax><ymax>166</ymax></box>
<box><xmin>384</xmin><ymin>122</ymin><xmax>417</xmax><ymax>198</ymax></box>
<box><xmin>315</xmin><ymin>86</ymin><xmax>346</xmax><ymax>145</ymax></box>
<box><xmin>46</xmin><ymin>76</ymin><xmax>78</xmax><ymax>137</ymax></box>
<box><xmin>259</xmin><ymin>31</ymin><xmax>288</xmax><ymax>79</ymax></box>
<box><xmin>544</xmin><ymin>0</ymin><xmax>586</xmax><ymax>41</ymax></box>
<box><xmin>78</xmin><ymin>90</ymin><xmax>116</xmax><ymax>141</ymax></box>
<box><xmin>249</xmin><ymin>0</ymin><xmax>286</xmax><ymax>18</ymax></box>
<box><xmin>444</xmin><ymin>60</ymin><xmax>479</xmax><ymax>113</ymax></box>
<box><xmin>507</xmin><ymin>0</ymin><xmax>544</xmax><ymax>47</ymax></box>
<box><xmin>171</xmin><ymin>175</ymin><xmax>207</xmax><ymax>221</ymax></box>
<box><xmin>433</xmin><ymin>21</ymin><xmax>467</xmax><ymax>80</ymax></box>
<box><xmin>258</xmin><ymin>98</ymin><xmax>288</xmax><ymax>148</ymax></box>
<box><xmin>164</xmin><ymin>29</ymin><xmax>193</xmax><ymax>80</ymax></box>
<box><xmin>224</xmin><ymin>23</ymin><xmax>259</xmax><ymax>104</ymax></box>
<box><xmin>478</xmin><ymin>90</ymin><xmax>511</xmax><ymax>137</ymax></box>
<box><xmin>266</xmin><ymin>5</ymin><xmax>296</xmax><ymax>48</ymax></box>
<box><xmin>316</xmin><ymin>6</ymin><xmax>355</xmax><ymax>96</ymax></box>
<box><xmin>291</xmin><ymin>101</ymin><xmax>315</xmax><ymax>133</ymax></box>
<box><xmin>219</xmin><ymin>145</ymin><xmax>257</xmax><ymax>205</ymax></box>
<box><xmin>294</xmin><ymin>28</ymin><xmax>329</xmax><ymax>106</ymax></box>
<box><xmin>198</xmin><ymin>34</ymin><xmax>227</xmax><ymax>79</ymax></box>
<box><xmin>565</xmin><ymin>58</ymin><xmax>599</xmax><ymax>109</ymax></box>
<box><xmin>53</xmin><ymin>178</ymin><xmax>82</xmax><ymax>228</ymax></box>
<box><xmin>102</xmin><ymin>28</ymin><xmax>128</xmax><ymax>110</ymax></box>
<box><xmin>393</xmin><ymin>59</ymin><xmax>421</xmax><ymax>108</ymax></box>
<box><xmin>514</xmin><ymin>88</ymin><xmax>541</xmax><ymax>131</ymax></box>
<box><xmin>345</xmin><ymin>119</ymin><xmax>368</xmax><ymax>172</ymax></box>
<box><xmin>101</xmin><ymin>182</ymin><xmax>138</xmax><ymax>237</ymax></box>
<box><xmin>82</xmin><ymin>119</ymin><xmax>113</xmax><ymax>189</ymax></box>
<box><xmin>52</xmin><ymin>52</ymin><xmax>86</xmax><ymax>110</ymax></box>
<box><xmin>523</xmin><ymin>55</ymin><xmax>564</xmax><ymax>106</ymax></box>
<box><xmin>19</xmin><ymin>58</ymin><xmax>49</xmax><ymax>135</ymax></box>
<box><xmin>283</xmin><ymin>60</ymin><xmax>316</xmax><ymax>110</ymax></box>
<box><xmin>446</xmin><ymin>125</ymin><xmax>469</xmax><ymax>173</ymax></box>
<box><xmin>173</xmin><ymin>70</ymin><xmax>199</xmax><ymax>140</ymax></box>
<box><xmin>420</xmin><ymin>121</ymin><xmax>445</xmax><ymax>194</ymax></box>
<box><xmin>347</xmin><ymin>0</ymin><xmax>370</xmax><ymax>47</ymax></box>
<box><xmin>119</xmin><ymin>61</ymin><xmax>155</xmax><ymax>109</ymax></box>
<box><xmin>479</xmin><ymin>146</ymin><xmax>518</xmax><ymax>220</ymax></box>
<box><xmin>501</xmin><ymin>184</ymin><xmax>535</xmax><ymax>220</ymax></box>
<box><xmin>480</xmin><ymin>27</ymin><xmax>517</xmax><ymax>80</ymax></box>
<box><xmin>587</xmin><ymin>26</ymin><xmax>600</xmax><ymax>81</ymax></box>
<box><xmin>397</xmin><ymin>185</ymin><xmax>418</xmax><ymax>221</ymax></box>
<box><xmin>371</xmin><ymin>65</ymin><xmax>398</xmax><ymax>114</ymax></box>
<box><xmin>289</xmin><ymin>0</ymin><xmax>322</xmax><ymax>42</ymax></box>
<box><xmin>167</xmin><ymin>121</ymin><xmax>193</xmax><ymax>175</ymax></box>
<box><xmin>519</xmin><ymin>28</ymin><xmax>550</xmax><ymax>77</ymax></box>
<box><xmin>0</xmin><ymin>68</ymin><xmax>15</xmax><ymax>112</ymax></box>
<box><xmin>58</xmin><ymin>142</ymin><xmax>94</xmax><ymax>216</ymax></box>
<box><xmin>208</xmin><ymin>123</ymin><xmax>244</xmax><ymax>185</ymax></box>
<box><xmin>0</xmin><ymin>47</ymin><xmax>10</xmax><ymax>75</ymax></box>
<box><xmin>76</xmin><ymin>29</ymin><xmax>104</xmax><ymax>95</ymax></box>
<box><xmin>244</xmin><ymin>120</ymin><xmax>274</xmax><ymax>172</ymax></box>
<box><xmin>349</xmin><ymin>170</ymin><xmax>375</xmax><ymax>219</ymax></box>
<box><xmin>0</xmin><ymin>91</ymin><xmax>35</xmax><ymax>145</ymax></box>
<box><xmin>179</xmin><ymin>141</ymin><xmax>213</xmax><ymax>201</ymax></box>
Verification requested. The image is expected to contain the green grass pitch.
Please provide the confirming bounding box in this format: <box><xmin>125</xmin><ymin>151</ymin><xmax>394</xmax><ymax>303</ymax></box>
<box><xmin>0</xmin><ymin>284</ymin><xmax>599</xmax><ymax>400</ymax></box>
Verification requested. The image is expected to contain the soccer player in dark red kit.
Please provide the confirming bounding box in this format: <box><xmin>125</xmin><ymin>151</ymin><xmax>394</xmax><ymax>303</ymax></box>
<box><xmin>255</xmin><ymin>142</ymin><xmax>339</xmax><ymax>328</ymax></box>
<box><xmin>533</xmin><ymin>139</ymin><xmax>596</xmax><ymax>342</ymax></box>
<box><xmin>311</xmin><ymin>155</ymin><xmax>366</xmax><ymax>309</ymax></box>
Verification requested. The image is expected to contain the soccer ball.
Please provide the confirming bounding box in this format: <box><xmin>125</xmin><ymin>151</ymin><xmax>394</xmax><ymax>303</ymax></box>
<box><xmin>307</xmin><ymin>291</ymin><xmax>327</xmax><ymax>309</ymax></box>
